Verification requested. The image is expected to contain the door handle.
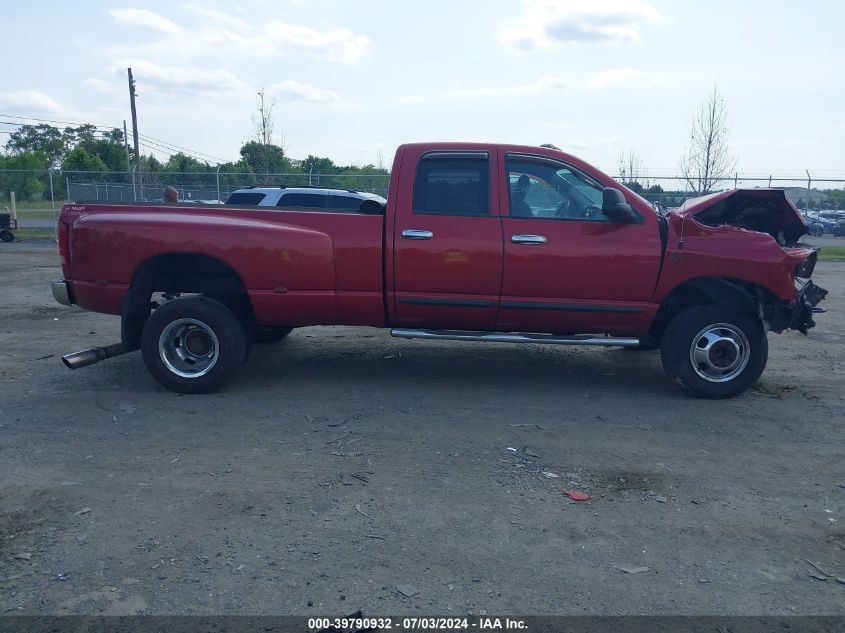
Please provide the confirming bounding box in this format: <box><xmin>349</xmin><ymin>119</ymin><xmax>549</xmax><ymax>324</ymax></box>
<box><xmin>511</xmin><ymin>234</ymin><xmax>546</xmax><ymax>245</ymax></box>
<box><xmin>402</xmin><ymin>229</ymin><xmax>434</xmax><ymax>240</ymax></box>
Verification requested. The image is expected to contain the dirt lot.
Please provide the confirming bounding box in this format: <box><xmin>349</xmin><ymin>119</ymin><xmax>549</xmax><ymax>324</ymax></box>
<box><xmin>0</xmin><ymin>242</ymin><xmax>843</xmax><ymax>616</ymax></box>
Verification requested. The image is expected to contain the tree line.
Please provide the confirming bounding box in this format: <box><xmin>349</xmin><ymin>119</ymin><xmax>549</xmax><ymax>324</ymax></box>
<box><xmin>0</xmin><ymin>120</ymin><xmax>388</xmax><ymax>201</ymax></box>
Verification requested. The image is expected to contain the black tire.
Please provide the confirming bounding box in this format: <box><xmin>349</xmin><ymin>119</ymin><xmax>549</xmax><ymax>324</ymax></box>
<box><xmin>251</xmin><ymin>326</ymin><xmax>294</xmax><ymax>344</ymax></box>
<box><xmin>141</xmin><ymin>296</ymin><xmax>248</xmax><ymax>394</ymax></box>
<box><xmin>0</xmin><ymin>230</ymin><xmax>14</xmax><ymax>242</ymax></box>
<box><xmin>660</xmin><ymin>305</ymin><xmax>768</xmax><ymax>399</ymax></box>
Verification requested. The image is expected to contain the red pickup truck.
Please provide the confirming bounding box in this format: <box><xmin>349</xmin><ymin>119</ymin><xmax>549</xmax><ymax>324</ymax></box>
<box><xmin>52</xmin><ymin>142</ymin><xmax>827</xmax><ymax>398</ymax></box>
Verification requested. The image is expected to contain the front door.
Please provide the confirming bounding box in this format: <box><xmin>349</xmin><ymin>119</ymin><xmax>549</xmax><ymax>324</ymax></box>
<box><xmin>392</xmin><ymin>149</ymin><xmax>503</xmax><ymax>330</ymax></box>
<box><xmin>497</xmin><ymin>151</ymin><xmax>662</xmax><ymax>335</ymax></box>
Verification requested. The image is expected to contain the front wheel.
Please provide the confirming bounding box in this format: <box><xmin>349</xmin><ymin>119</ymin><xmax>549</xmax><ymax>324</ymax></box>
<box><xmin>660</xmin><ymin>305</ymin><xmax>768</xmax><ymax>399</ymax></box>
<box><xmin>0</xmin><ymin>230</ymin><xmax>14</xmax><ymax>242</ymax></box>
<box><xmin>141</xmin><ymin>296</ymin><xmax>248</xmax><ymax>393</ymax></box>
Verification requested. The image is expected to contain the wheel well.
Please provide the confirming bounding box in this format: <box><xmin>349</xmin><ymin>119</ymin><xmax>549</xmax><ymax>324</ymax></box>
<box><xmin>122</xmin><ymin>254</ymin><xmax>253</xmax><ymax>348</ymax></box>
<box><xmin>651</xmin><ymin>277</ymin><xmax>777</xmax><ymax>339</ymax></box>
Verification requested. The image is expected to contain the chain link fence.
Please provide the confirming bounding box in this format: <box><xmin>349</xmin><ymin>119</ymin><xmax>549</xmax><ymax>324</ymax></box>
<box><xmin>2</xmin><ymin>168</ymin><xmax>843</xmax><ymax>236</ymax></box>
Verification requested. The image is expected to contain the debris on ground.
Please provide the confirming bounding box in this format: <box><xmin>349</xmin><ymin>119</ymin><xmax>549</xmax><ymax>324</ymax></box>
<box><xmin>72</xmin><ymin>507</ymin><xmax>91</xmax><ymax>517</ymax></box>
<box><xmin>13</xmin><ymin>553</ymin><xmax>32</xmax><ymax>560</ymax></box>
<box><xmin>564</xmin><ymin>490</ymin><xmax>591</xmax><ymax>502</ymax></box>
<box><xmin>118</xmin><ymin>404</ymin><xmax>137</xmax><ymax>414</ymax></box>
<box><xmin>542</xmin><ymin>471</ymin><xmax>559</xmax><ymax>479</ymax></box>
<box><xmin>808</xmin><ymin>573</ymin><xmax>828</xmax><ymax>581</ymax></box>
<box><xmin>655</xmin><ymin>495</ymin><xmax>668</xmax><ymax>503</ymax></box>
<box><xmin>524</xmin><ymin>448</ymin><xmax>541</xmax><ymax>458</ymax></box>
<box><xmin>506</xmin><ymin>423</ymin><xmax>550</xmax><ymax>430</ymax></box>
<box><xmin>803</xmin><ymin>559</ymin><xmax>836</xmax><ymax>578</ymax></box>
<box><xmin>396</xmin><ymin>583</ymin><xmax>419</xmax><ymax>597</ymax></box>
<box><xmin>618</xmin><ymin>566</ymin><xmax>649</xmax><ymax>574</ymax></box>
<box><xmin>505</xmin><ymin>447</ymin><xmax>517</xmax><ymax>452</ymax></box>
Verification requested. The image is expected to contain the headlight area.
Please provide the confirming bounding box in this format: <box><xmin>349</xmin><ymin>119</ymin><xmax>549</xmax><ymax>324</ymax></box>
<box><xmin>794</xmin><ymin>250</ymin><xmax>818</xmax><ymax>278</ymax></box>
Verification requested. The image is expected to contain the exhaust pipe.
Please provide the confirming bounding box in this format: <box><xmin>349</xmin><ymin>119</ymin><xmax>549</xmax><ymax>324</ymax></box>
<box><xmin>62</xmin><ymin>343</ymin><xmax>129</xmax><ymax>370</ymax></box>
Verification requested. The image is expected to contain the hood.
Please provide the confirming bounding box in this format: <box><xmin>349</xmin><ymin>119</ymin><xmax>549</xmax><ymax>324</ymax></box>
<box><xmin>674</xmin><ymin>189</ymin><xmax>808</xmax><ymax>246</ymax></box>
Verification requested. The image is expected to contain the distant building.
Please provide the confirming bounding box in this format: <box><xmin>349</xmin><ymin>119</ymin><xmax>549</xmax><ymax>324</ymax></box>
<box><xmin>781</xmin><ymin>187</ymin><xmax>828</xmax><ymax>208</ymax></box>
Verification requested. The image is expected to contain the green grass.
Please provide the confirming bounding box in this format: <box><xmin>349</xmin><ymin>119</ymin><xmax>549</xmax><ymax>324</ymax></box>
<box><xmin>817</xmin><ymin>246</ymin><xmax>845</xmax><ymax>262</ymax></box>
<box><xmin>7</xmin><ymin>228</ymin><xmax>56</xmax><ymax>241</ymax></box>
<box><xmin>12</xmin><ymin>209</ymin><xmax>58</xmax><ymax>220</ymax></box>
<box><xmin>1</xmin><ymin>199</ymin><xmax>59</xmax><ymax>210</ymax></box>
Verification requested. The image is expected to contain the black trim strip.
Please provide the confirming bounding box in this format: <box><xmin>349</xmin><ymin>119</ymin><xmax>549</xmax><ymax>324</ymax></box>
<box><xmin>501</xmin><ymin>302</ymin><xmax>644</xmax><ymax>314</ymax></box>
<box><xmin>399</xmin><ymin>297</ymin><xmax>496</xmax><ymax>308</ymax></box>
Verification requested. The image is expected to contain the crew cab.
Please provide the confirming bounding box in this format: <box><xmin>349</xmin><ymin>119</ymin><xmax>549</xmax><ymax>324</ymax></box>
<box><xmin>51</xmin><ymin>143</ymin><xmax>827</xmax><ymax>398</ymax></box>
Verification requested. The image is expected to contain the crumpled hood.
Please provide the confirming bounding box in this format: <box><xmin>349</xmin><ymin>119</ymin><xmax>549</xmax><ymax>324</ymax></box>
<box><xmin>673</xmin><ymin>188</ymin><xmax>808</xmax><ymax>245</ymax></box>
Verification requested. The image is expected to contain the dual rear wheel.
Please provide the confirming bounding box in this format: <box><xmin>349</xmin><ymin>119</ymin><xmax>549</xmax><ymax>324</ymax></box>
<box><xmin>140</xmin><ymin>297</ymin><xmax>292</xmax><ymax>393</ymax></box>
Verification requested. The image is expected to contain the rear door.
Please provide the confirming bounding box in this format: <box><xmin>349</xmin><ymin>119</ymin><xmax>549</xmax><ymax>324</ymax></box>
<box><xmin>391</xmin><ymin>148</ymin><xmax>503</xmax><ymax>330</ymax></box>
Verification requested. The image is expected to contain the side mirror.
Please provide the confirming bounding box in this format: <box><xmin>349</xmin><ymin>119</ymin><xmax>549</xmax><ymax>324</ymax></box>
<box><xmin>602</xmin><ymin>187</ymin><xmax>638</xmax><ymax>224</ymax></box>
<box><xmin>359</xmin><ymin>199</ymin><xmax>385</xmax><ymax>215</ymax></box>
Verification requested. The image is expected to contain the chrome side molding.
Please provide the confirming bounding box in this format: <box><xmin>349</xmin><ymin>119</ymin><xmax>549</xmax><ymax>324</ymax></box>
<box><xmin>390</xmin><ymin>328</ymin><xmax>639</xmax><ymax>347</ymax></box>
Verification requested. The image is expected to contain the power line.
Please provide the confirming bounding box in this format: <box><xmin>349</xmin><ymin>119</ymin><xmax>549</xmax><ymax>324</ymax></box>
<box><xmin>0</xmin><ymin>113</ymin><xmax>118</xmax><ymax>130</ymax></box>
<box><xmin>1</xmin><ymin>113</ymin><xmax>235</xmax><ymax>164</ymax></box>
<box><xmin>139</xmin><ymin>133</ymin><xmax>233</xmax><ymax>164</ymax></box>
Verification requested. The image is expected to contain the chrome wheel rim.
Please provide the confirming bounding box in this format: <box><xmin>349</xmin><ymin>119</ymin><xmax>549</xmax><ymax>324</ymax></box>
<box><xmin>158</xmin><ymin>318</ymin><xmax>219</xmax><ymax>378</ymax></box>
<box><xmin>689</xmin><ymin>323</ymin><xmax>750</xmax><ymax>383</ymax></box>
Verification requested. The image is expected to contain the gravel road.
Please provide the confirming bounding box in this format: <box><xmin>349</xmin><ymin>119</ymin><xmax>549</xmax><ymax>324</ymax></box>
<box><xmin>1</xmin><ymin>242</ymin><xmax>843</xmax><ymax>616</ymax></box>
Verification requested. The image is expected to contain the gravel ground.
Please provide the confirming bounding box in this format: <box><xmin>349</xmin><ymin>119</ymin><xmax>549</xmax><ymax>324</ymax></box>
<box><xmin>0</xmin><ymin>241</ymin><xmax>843</xmax><ymax>616</ymax></box>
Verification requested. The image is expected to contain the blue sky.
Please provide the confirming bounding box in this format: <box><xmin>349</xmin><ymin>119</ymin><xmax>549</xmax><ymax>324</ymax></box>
<box><xmin>1</xmin><ymin>0</ymin><xmax>842</xmax><ymax>176</ymax></box>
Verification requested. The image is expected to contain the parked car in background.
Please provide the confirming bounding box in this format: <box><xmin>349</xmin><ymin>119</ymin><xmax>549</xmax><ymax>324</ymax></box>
<box><xmin>225</xmin><ymin>186</ymin><xmax>386</xmax><ymax>213</ymax></box>
<box><xmin>802</xmin><ymin>212</ymin><xmax>837</xmax><ymax>236</ymax></box>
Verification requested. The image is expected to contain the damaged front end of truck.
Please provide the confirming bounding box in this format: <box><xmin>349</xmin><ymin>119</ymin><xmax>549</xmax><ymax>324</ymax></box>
<box><xmin>673</xmin><ymin>188</ymin><xmax>829</xmax><ymax>334</ymax></box>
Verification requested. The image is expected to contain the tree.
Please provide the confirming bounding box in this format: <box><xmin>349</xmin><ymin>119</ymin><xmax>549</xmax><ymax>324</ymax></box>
<box><xmin>249</xmin><ymin>87</ymin><xmax>289</xmax><ymax>180</ymax></box>
<box><xmin>5</xmin><ymin>124</ymin><xmax>67</xmax><ymax>168</ymax></box>
<box><xmin>239</xmin><ymin>141</ymin><xmax>292</xmax><ymax>179</ymax></box>
<box><xmin>0</xmin><ymin>152</ymin><xmax>49</xmax><ymax>200</ymax></box>
<box><xmin>618</xmin><ymin>149</ymin><xmax>645</xmax><ymax>192</ymax></box>
<box><xmin>680</xmin><ymin>86</ymin><xmax>737</xmax><ymax>194</ymax></box>
<box><xmin>62</xmin><ymin>146</ymin><xmax>108</xmax><ymax>172</ymax></box>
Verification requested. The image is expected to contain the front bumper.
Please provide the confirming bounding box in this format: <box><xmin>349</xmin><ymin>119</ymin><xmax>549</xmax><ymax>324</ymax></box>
<box><xmin>51</xmin><ymin>280</ymin><xmax>73</xmax><ymax>306</ymax></box>
<box><xmin>770</xmin><ymin>280</ymin><xmax>828</xmax><ymax>335</ymax></box>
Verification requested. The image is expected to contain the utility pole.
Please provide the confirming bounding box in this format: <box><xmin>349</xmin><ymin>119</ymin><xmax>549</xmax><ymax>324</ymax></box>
<box><xmin>127</xmin><ymin>68</ymin><xmax>142</xmax><ymax>198</ymax></box>
<box><xmin>123</xmin><ymin>120</ymin><xmax>136</xmax><ymax>201</ymax></box>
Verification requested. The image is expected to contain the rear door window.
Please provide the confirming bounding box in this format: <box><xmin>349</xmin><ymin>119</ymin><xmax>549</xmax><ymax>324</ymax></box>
<box><xmin>225</xmin><ymin>192</ymin><xmax>267</xmax><ymax>205</ymax></box>
<box><xmin>330</xmin><ymin>195</ymin><xmax>363</xmax><ymax>210</ymax></box>
<box><xmin>277</xmin><ymin>193</ymin><xmax>330</xmax><ymax>209</ymax></box>
<box><xmin>412</xmin><ymin>153</ymin><xmax>490</xmax><ymax>216</ymax></box>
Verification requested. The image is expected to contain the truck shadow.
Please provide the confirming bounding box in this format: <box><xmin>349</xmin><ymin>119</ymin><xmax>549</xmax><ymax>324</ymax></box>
<box><xmin>236</xmin><ymin>327</ymin><xmax>672</xmax><ymax>398</ymax></box>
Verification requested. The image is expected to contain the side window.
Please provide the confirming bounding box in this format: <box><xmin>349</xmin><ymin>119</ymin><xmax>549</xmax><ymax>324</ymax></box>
<box><xmin>330</xmin><ymin>195</ymin><xmax>363</xmax><ymax>210</ymax></box>
<box><xmin>506</xmin><ymin>156</ymin><xmax>608</xmax><ymax>221</ymax></box>
<box><xmin>277</xmin><ymin>193</ymin><xmax>329</xmax><ymax>209</ymax></box>
<box><xmin>225</xmin><ymin>192</ymin><xmax>266</xmax><ymax>205</ymax></box>
<box><xmin>413</xmin><ymin>154</ymin><xmax>489</xmax><ymax>216</ymax></box>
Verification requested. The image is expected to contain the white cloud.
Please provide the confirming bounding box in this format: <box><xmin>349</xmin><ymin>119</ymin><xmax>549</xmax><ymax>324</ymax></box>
<box><xmin>109</xmin><ymin>8</ymin><xmax>182</xmax><ymax>36</ymax></box>
<box><xmin>265</xmin><ymin>21</ymin><xmax>371</xmax><ymax>63</ymax></box>
<box><xmin>83</xmin><ymin>78</ymin><xmax>124</xmax><ymax>95</ymax></box>
<box><xmin>269</xmin><ymin>81</ymin><xmax>342</xmax><ymax>104</ymax></box>
<box><xmin>501</xmin><ymin>0</ymin><xmax>663</xmax><ymax>48</ymax></box>
<box><xmin>0</xmin><ymin>90</ymin><xmax>64</xmax><ymax>114</ymax></box>
<box><xmin>589</xmin><ymin>68</ymin><xmax>663</xmax><ymax>88</ymax></box>
<box><xmin>106</xmin><ymin>60</ymin><xmax>251</xmax><ymax>98</ymax></box>
<box><xmin>394</xmin><ymin>75</ymin><xmax>567</xmax><ymax>106</ymax></box>
<box><xmin>104</xmin><ymin>10</ymin><xmax>371</xmax><ymax>66</ymax></box>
